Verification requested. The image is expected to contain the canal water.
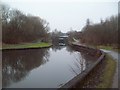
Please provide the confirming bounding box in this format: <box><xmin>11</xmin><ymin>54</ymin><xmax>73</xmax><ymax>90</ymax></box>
<box><xmin>2</xmin><ymin>45</ymin><xmax>96</xmax><ymax>88</ymax></box>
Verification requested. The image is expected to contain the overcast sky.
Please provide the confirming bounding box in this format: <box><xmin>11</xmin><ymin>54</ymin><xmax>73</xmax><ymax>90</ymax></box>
<box><xmin>1</xmin><ymin>0</ymin><xmax>118</xmax><ymax>33</ymax></box>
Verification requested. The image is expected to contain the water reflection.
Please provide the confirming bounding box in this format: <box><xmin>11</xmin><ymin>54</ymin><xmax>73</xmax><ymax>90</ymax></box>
<box><xmin>51</xmin><ymin>45</ymin><xmax>66</xmax><ymax>52</ymax></box>
<box><xmin>69</xmin><ymin>53</ymin><xmax>86</xmax><ymax>75</ymax></box>
<box><xmin>2</xmin><ymin>46</ymin><xmax>97</xmax><ymax>88</ymax></box>
<box><xmin>52</xmin><ymin>44</ymin><xmax>74</xmax><ymax>53</ymax></box>
<box><xmin>2</xmin><ymin>48</ymin><xmax>49</xmax><ymax>88</ymax></box>
<box><xmin>69</xmin><ymin>51</ymin><xmax>97</xmax><ymax>76</ymax></box>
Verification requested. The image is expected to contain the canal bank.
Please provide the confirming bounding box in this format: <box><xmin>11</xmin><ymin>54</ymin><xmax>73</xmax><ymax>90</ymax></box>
<box><xmin>59</xmin><ymin>43</ymin><xmax>117</xmax><ymax>89</ymax></box>
<box><xmin>2</xmin><ymin>42</ymin><xmax>52</xmax><ymax>50</ymax></box>
<box><xmin>59</xmin><ymin>42</ymin><xmax>105</xmax><ymax>88</ymax></box>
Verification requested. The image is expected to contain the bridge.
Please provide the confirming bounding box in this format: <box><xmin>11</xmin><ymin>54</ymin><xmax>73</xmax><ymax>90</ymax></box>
<box><xmin>58</xmin><ymin>35</ymin><xmax>68</xmax><ymax>45</ymax></box>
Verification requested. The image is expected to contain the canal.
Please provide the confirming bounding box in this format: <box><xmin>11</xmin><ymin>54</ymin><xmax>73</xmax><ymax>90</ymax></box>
<box><xmin>2</xmin><ymin>45</ymin><xmax>97</xmax><ymax>88</ymax></box>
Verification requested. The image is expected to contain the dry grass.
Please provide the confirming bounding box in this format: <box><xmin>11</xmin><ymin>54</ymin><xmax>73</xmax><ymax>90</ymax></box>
<box><xmin>97</xmin><ymin>54</ymin><xmax>117</xmax><ymax>88</ymax></box>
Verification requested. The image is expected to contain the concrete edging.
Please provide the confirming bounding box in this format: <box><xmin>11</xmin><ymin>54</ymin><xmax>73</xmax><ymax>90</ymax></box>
<box><xmin>59</xmin><ymin>43</ymin><xmax>105</xmax><ymax>89</ymax></box>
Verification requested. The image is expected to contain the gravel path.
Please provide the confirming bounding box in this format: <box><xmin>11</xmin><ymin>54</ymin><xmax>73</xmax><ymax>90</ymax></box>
<box><xmin>100</xmin><ymin>49</ymin><xmax>119</xmax><ymax>88</ymax></box>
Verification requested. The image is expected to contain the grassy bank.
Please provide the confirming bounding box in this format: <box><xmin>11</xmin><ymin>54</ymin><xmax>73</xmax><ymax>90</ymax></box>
<box><xmin>97</xmin><ymin>54</ymin><xmax>117</xmax><ymax>88</ymax></box>
<box><xmin>96</xmin><ymin>45</ymin><xmax>119</xmax><ymax>52</ymax></box>
<box><xmin>2</xmin><ymin>42</ymin><xmax>52</xmax><ymax>50</ymax></box>
<box><xmin>97</xmin><ymin>45</ymin><xmax>114</xmax><ymax>50</ymax></box>
<box><xmin>75</xmin><ymin>53</ymin><xmax>116</xmax><ymax>88</ymax></box>
<box><xmin>86</xmin><ymin>44</ymin><xmax>119</xmax><ymax>53</ymax></box>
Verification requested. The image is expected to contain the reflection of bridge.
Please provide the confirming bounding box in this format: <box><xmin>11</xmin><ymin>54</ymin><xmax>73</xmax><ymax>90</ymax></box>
<box><xmin>58</xmin><ymin>35</ymin><xmax>68</xmax><ymax>45</ymax></box>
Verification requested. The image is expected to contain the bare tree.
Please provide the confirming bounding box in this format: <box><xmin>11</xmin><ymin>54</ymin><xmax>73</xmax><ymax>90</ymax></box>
<box><xmin>2</xmin><ymin>4</ymin><xmax>50</xmax><ymax>44</ymax></box>
<box><xmin>81</xmin><ymin>16</ymin><xmax>118</xmax><ymax>47</ymax></box>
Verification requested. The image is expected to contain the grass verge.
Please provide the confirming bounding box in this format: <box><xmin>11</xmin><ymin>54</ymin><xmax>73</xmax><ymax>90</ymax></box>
<box><xmin>97</xmin><ymin>54</ymin><xmax>117</xmax><ymax>88</ymax></box>
<box><xmin>97</xmin><ymin>45</ymin><xmax>113</xmax><ymax>50</ymax></box>
<box><xmin>96</xmin><ymin>45</ymin><xmax>120</xmax><ymax>53</ymax></box>
<box><xmin>2</xmin><ymin>42</ymin><xmax>52</xmax><ymax>50</ymax></box>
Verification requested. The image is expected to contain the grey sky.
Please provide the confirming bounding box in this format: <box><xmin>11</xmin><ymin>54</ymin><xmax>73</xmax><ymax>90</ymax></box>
<box><xmin>1</xmin><ymin>0</ymin><xmax>118</xmax><ymax>33</ymax></box>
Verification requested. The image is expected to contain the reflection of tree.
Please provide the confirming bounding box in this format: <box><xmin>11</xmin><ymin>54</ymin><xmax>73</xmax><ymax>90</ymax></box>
<box><xmin>66</xmin><ymin>46</ymin><xmax>74</xmax><ymax>53</ymax></box>
<box><xmin>70</xmin><ymin>53</ymin><xmax>86</xmax><ymax>75</ymax></box>
<box><xmin>69</xmin><ymin>51</ymin><xmax>97</xmax><ymax>76</ymax></box>
<box><xmin>2</xmin><ymin>48</ymin><xmax>49</xmax><ymax>88</ymax></box>
<box><xmin>52</xmin><ymin>45</ymin><xmax>75</xmax><ymax>53</ymax></box>
<box><xmin>80</xmin><ymin>52</ymin><xmax>98</xmax><ymax>69</ymax></box>
<box><xmin>51</xmin><ymin>45</ymin><xmax>66</xmax><ymax>52</ymax></box>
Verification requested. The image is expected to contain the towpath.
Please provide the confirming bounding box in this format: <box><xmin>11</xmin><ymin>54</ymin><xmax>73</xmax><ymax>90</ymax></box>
<box><xmin>100</xmin><ymin>49</ymin><xmax>119</xmax><ymax>88</ymax></box>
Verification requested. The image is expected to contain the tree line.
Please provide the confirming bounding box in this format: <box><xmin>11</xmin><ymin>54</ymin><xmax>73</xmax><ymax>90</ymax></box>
<box><xmin>80</xmin><ymin>16</ymin><xmax>118</xmax><ymax>47</ymax></box>
<box><xmin>2</xmin><ymin>4</ymin><xmax>50</xmax><ymax>44</ymax></box>
<box><xmin>1</xmin><ymin>4</ymin><xmax>119</xmax><ymax>47</ymax></box>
